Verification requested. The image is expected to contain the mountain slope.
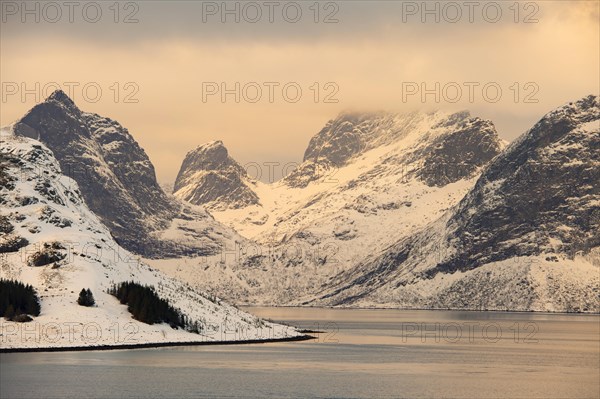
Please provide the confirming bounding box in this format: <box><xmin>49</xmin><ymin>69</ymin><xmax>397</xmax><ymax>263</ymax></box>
<box><xmin>173</xmin><ymin>141</ymin><xmax>259</xmax><ymax>210</ymax></box>
<box><xmin>0</xmin><ymin>130</ymin><xmax>299</xmax><ymax>350</ymax></box>
<box><xmin>12</xmin><ymin>91</ymin><xmax>241</xmax><ymax>258</ymax></box>
<box><xmin>313</xmin><ymin>95</ymin><xmax>600</xmax><ymax>312</ymax></box>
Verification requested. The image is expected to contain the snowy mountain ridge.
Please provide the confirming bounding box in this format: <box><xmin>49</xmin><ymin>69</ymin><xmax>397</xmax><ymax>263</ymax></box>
<box><xmin>4</xmin><ymin>91</ymin><xmax>597</xmax><ymax>315</ymax></box>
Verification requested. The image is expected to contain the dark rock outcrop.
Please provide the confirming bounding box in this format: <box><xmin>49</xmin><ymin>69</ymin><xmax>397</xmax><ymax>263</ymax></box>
<box><xmin>284</xmin><ymin>110</ymin><xmax>503</xmax><ymax>188</ymax></box>
<box><xmin>173</xmin><ymin>141</ymin><xmax>259</xmax><ymax>209</ymax></box>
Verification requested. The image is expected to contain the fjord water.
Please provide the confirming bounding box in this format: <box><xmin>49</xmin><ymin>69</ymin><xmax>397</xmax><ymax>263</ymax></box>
<box><xmin>1</xmin><ymin>308</ymin><xmax>598</xmax><ymax>399</ymax></box>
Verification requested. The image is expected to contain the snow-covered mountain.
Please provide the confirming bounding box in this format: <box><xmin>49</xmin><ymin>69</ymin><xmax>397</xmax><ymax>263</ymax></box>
<box><xmin>173</xmin><ymin>140</ymin><xmax>259</xmax><ymax>210</ymax></box>
<box><xmin>157</xmin><ymin>110</ymin><xmax>505</xmax><ymax>305</ymax></box>
<box><xmin>12</xmin><ymin>91</ymin><xmax>241</xmax><ymax>258</ymax></box>
<box><xmin>311</xmin><ymin>95</ymin><xmax>600</xmax><ymax>312</ymax></box>
<box><xmin>285</xmin><ymin>110</ymin><xmax>501</xmax><ymax>188</ymax></box>
<box><xmin>0</xmin><ymin>129</ymin><xmax>299</xmax><ymax>350</ymax></box>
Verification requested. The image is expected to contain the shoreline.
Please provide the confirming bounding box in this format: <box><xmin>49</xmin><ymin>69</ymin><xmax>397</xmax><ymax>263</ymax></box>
<box><xmin>0</xmin><ymin>334</ymin><xmax>315</xmax><ymax>354</ymax></box>
<box><xmin>240</xmin><ymin>305</ymin><xmax>600</xmax><ymax>316</ymax></box>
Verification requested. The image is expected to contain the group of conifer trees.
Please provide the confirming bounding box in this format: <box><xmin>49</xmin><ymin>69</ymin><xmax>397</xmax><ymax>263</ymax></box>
<box><xmin>108</xmin><ymin>281</ymin><xmax>186</xmax><ymax>329</ymax></box>
<box><xmin>0</xmin><ymin>278</ymin><xmax>41</xmax><ymax>320</ymax></box>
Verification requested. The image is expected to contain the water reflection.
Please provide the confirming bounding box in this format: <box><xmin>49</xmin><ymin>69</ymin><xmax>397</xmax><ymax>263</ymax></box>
<box><xmin>1</xmin><ymin>308</ymin><xmax>598</xmax><ymax>399</ymax></box>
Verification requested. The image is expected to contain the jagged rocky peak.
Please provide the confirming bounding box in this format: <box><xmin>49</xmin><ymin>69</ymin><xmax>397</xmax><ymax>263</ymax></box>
<box><xmin>177</xmin><ymin>140</ymin><xmax>237</xmax><ymax>174</ymax></box>
<box><xmin>282</xmin><ymin>111</ymin><xmax>414</xmax><ymax>188</ymax></box>
<box><xmin>174</xmin><ymin>140</ymin><xmax>259</xmax><ymax>210</ymax></box>
<box><xmin>302</xmin><ymin>111</ymin><xmax>396</xmax><ymax>167</ymax></box>
<box><xmin>411</xmin><ymin>115</ymin><xmax>503</xmax><ymax>187</ymax></box>
<box><xmin>12</xmin><ymin>91</ymin><xmax>176</xmax><ymax>255</ymax></box>
<box><xmin>301</xmin><ymin>110</ymin><xmax>469</xmax><ymax>167</ymax></box>
<box><xmin>13</xmin><ymin>90</ymin><xmax>86</xmax><ymax>141</ymax></box>
<box><xmin>46</xmin><ymin>89</ymin><xmax>77</xmax><ymax>107</ymax></box>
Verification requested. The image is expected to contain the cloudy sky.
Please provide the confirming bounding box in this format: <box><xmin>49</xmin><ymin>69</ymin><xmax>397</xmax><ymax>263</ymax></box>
<box><xmin>1</xmin><ymin>0</ymin><xmax>598</xmax><ymax>183</ymax></box>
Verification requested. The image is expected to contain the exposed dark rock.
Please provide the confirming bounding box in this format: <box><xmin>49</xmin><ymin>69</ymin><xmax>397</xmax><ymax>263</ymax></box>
<box><xmin>284</xmin><ymin>111</ymin><xmax>503</xmax><ymax>188</ymax></box>
<box><xmin>38</xmin><ymin>206</ymin><xmax>72</xmax><ymax>228</ymax></box>
<box><xmin>0</xmin><ymin>215</ymin><xmax>14</xmax><ymax>234</ymax></box>
<box><xmin>0</xmin><ymin>154</ymin><xmax>17</xmax><ymax>192</ymax></box>
<box><xmin>0</xmin><ymin>234</ymin><xmax>29</xmax><ymax>253</ymax></box>
<box><xmin>173</xmin><ymin>141</ymin><xmax>259</xmax><ymax>209</ymax></box>
<box><xmin>28</xmin><ymin>242</ymin><xmax>67</xmax><ymax>266</ymax></box>
<box><xmin>411</xmin><ymin>118</ymin><xmax>502</xmax><ymax>186</ymax></box>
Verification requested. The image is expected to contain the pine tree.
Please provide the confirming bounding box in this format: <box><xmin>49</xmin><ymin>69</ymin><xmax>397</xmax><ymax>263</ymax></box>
<box><xmin>77</xmin><ymin>288</ymin><xmax>95</xmax><ymax>307</ymax></box>
<box><xmin>77</xmin><ymin>289</ymin><xmax>87</xmax><ymax>306</ymax></box>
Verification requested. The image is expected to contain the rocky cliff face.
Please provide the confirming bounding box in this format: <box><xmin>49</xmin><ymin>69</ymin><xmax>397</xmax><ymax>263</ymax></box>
<box><xmin>409</xmin><ymin>117</ymin><xmax>501</xmax><ymax>187</ymax></box>
<box><xmin>173</xmin><ymin>141</ymin><xmax>259</xmax><ymax>210</ymax></box>
<box><xmin>313</xmin><ymin>95</ymin><xmax>599</xmax><ymax>312</ymax></box>
<box><xmin>12</xmin><ymin>91</ymin><xmax>240</xmax><ymax>258</ymax></box>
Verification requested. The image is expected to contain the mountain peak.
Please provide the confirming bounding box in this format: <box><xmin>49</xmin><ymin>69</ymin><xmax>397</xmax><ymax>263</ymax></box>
<box><xmin>204</xmin><ymin>139</ymin><xmax>225</xmax><ymax>148</ymax></box>
<box><xmin>545</xmin><ymin>94</ymin><xmax>598</xmax><ymax>123</ymax></box>
<box><xmin>185</xmin><ymin>140</ymin><xmax>231</xmax><ymax>168</ymax></box>
<box><xmin>45</xmin><ymin>89</ymin><xmax>77</xmax><ymax>109</ymax></box>
<box><xmin>174</xmin><ymin>141</ymin><xmax>259</xmax><ymax>209</ymax></box>
<box><xmin>193</xmin><ymin>140</ymin><xmax>227</xmax><ymax>155</ymax></box>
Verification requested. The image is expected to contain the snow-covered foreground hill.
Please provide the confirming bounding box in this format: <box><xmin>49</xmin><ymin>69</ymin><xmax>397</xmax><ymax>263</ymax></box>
<box><xmin>0</xmin><ymin>130</ymin><xmax>300</xmax><ymax>350</ymax></box>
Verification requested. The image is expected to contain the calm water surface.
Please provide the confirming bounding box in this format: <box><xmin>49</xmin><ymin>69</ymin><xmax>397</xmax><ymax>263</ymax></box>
<box><xmin>1</xmin><ymin>308</ymin><xmax>598</xmax><ymax>399</ymax></box>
